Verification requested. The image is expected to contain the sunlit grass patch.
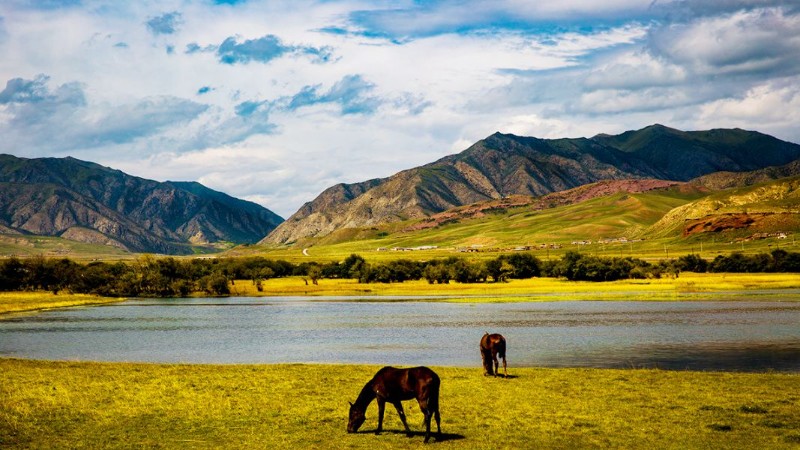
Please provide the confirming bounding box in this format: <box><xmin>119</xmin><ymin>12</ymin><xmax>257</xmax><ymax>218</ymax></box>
<box><xmin>230</xmin><ymin>273</ymin><xmax>800</xmax><ymax>302</ymax></box>
<box><xmin>0</xmin><ymin>292</ymin><xmax>120</xmax><ymax>316</ymax></box>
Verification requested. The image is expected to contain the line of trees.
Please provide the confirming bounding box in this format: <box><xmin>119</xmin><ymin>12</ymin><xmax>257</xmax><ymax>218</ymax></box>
<box><xmin>539</xmin><ymin>250</ymin><xmax>800</xmax><ymax>281</ymax></box>
<box><xmin>0</xmin><ymin>249</ymin><xmax>798</xmax><ymax>297</ymax></box>
<box><xmin>0</xmin><ymin>255</ymin><xmax>296</xmax><ymax>297</ymax></box>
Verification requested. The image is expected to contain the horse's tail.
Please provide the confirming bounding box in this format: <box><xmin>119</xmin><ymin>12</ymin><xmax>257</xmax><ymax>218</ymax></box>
<box><xmin>429</xmin><ymin>373</ymin><xmax>441</xmax><ymax>412</ymax></box>
<box><xmin>498</xmin><ymin>337</ymin><xmax>507</xmax><ymax>360</ymax></box>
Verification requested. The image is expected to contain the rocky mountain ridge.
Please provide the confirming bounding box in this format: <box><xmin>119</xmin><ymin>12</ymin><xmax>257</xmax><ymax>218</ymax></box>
<box><xmin>263</xmin><ymin>124</ymin><xmax>800</xmax><ymax>245</ymax></box>
<box><xmin>0</xmin><ymin>154</ymin><xmax>283</xmax><ymax>254</ymax></box>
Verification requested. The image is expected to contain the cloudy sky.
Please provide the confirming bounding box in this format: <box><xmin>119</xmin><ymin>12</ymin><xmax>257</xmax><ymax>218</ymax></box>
<box><xmin>1</xmin><ymin>1</ymin><xmax>799</xmax><ymax>218</ymax></box>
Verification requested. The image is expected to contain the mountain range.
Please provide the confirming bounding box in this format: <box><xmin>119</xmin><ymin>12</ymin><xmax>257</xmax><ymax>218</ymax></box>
<box><xmin>263</xmin><ymin>124</ymin><xmax>800</xmax><ymax>245</ymax></box>
<box><xmin>0</xmin><ymin>154</ymin><xmax>283</xmax><ymax>254</ymax></box>
<box><xmin>3</xmin><ymin>124</ymin><xmax>799</xmax><ymax>256</ymax></box>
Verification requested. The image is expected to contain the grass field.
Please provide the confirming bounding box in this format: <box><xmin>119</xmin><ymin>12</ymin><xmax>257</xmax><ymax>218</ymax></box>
<box><xmin>0</xmin><ymin>292</ymin><xmax>121</xmax><ymax>316</ymax></box>
<box><xmin>235</xmin><ymin>233</ymin><xmax>800</xmax><ymax>265</ymax></box>
<box><xmin>230</xmin><ymin>273</ymin><xmax>800</xmax><ymax>301</ymax></box>
<box><xmin>1</xmin><ymin>359</ymin><xmax>798</xmax><ymax>449</ymax></box>
<box><xmin>0</xmin><ymin>234</ymin><xmax>132</xmax><ymax>260</ymax></box>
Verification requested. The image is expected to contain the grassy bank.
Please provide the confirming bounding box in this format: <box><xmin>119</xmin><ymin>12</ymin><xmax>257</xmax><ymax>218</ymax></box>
<box><xmin>1</xmin><ymin>272</ymin><xmax>795</xmax><ymax>319</ymax></box>
<box><xmin>1</xmin><ymin>359</ymin><xmax>798</xmax><ymax>449</ymax></box>
<box><xmin>0</xmin><ymin>292</ymin><xmax>121</xmax><ymax>316</ymax></box>
<box><xmin>231</xmin><ymin>273</ymin><xmax>800</xmax><ymax>301</ymax></box>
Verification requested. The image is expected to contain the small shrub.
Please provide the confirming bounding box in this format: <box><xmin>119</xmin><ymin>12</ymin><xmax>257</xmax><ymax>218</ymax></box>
<box><xmin>739</xmin><ymin>405</ymin><xmax>768</xmax><ymax>414</ymax></box>
<box><xmin>699</xmin><ymin>405</ymin><xmax>723</xmax><ymax>412</ymax></box>
<box><xmin>760</xmin><ymin>420</ymin><xmax>787</xmax><ymax>429</ymax></box>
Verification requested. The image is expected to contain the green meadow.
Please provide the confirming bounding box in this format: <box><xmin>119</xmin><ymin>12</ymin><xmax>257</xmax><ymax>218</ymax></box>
<box><xmin>2</xmin><ymin>359</ymin><xmax>799</xmax><ymax>449</ymax></box>
<box><xmin>0</xmin><ymin>234</ymin><xmax>132</xmax><ymax>260</ymax></box>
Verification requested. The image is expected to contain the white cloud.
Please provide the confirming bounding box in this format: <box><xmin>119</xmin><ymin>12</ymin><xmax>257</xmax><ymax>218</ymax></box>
<box><xmin>648</xmin><ymin>6</ymin><xmax>800</xmax><ymax>77</ymax></box>
<box><xmin>696</xmin><ymin>79</ymin><xmax>800</xmax><ymax>129</ymax></box>
<box><xmin>584</xmin><ymin>51</ymin><xmax>687</xmax><ymax>90</ymax></box>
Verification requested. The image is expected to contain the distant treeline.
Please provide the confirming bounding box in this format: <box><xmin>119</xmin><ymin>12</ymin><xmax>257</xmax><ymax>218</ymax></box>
<box><xmin>1</xmin><ymin>250</ymin><xmax>798</xmax><ymax>297</ymax></box>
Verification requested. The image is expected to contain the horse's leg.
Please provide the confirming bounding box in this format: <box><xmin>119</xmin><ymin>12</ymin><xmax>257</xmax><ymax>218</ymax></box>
<box><xmin>392</xmin><ymin>401</ymin><xmax>412</xmax><ymax>436</ymax></box>
<box><xmin>502</xmin><ymin>355</ymin><xmax>508</xmax><ymax>378</ymax></box>
<box><xmin>376</xmin><ymin>399</ymin><xmax>385</xmax><ymax>435</ymax></box>
<box><xmin>482</xmin><ymin>350</ymin><xmax>493</xmax><ymax>376</ymax></box>
<box><xmin>492</xmin><ymin>350</ymin><xmax>500</xmax><ymax>378</ymax></box>
<box><xmin>434</xmin><ymin>407</ymin><xmax>441</xmax><ymax>435</ymax></box>
<box><xmin>423</xmin><ymin>408</ymin><xmax>432</xmax><ymax>443</ymax></box>
<box><xmin>418</xmin><ymin>398</ymin><xmax>433</xmax><ymax>443</ymax></box>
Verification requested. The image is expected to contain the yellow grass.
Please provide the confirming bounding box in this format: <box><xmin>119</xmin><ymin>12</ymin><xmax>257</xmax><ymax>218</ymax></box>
<box><xmin>230</xmin><ymin>273</ymin><xmax>800</xmax><ymax>301</ymax></box>
<box><xmin>0</xmin><ymin>292</ymin><xmax>121</xmax><ymax>316</ymax></box>
<box><xmin>1</xmin><ymin>359</ymin><xmax>799</xmax><ymax>449</ymax></box>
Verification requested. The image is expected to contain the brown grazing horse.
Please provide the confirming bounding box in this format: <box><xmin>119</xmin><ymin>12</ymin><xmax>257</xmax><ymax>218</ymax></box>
<box><xmin>347</xmin><ymin>366</ymin><xmax>441</xmax><ymax>443</ymax></box>
<box><xmin>480</xmin><ymin>332</ymin><xmax>508</xmax><ymax>377</ymax></box>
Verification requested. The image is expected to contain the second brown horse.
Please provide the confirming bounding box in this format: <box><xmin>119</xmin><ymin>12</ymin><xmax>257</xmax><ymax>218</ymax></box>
<box><xmin>480</xmin><ymin>332</ymin><xmax>508</xmax><ymax>377</ymax></box>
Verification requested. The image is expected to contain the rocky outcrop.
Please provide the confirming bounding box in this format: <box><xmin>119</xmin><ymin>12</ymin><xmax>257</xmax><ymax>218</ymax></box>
<box><xmin>649</xmin><ymin>175</ymin><xmax>800</xmax><ymax>238</ymax></box>
<box><xmin>0</xmin><ymin>155</ymin><xmax>283</xmax><ymax>254</ymax></box>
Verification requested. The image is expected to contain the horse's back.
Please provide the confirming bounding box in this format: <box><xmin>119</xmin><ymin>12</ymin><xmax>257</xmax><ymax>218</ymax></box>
<box><xmin>481</xmin><ymin>333</ymin><xmax>505</xmax><ymax>350</ymax></box>
<box><xmin>402</xmin><ymin>366</ymin><xmax>440</xmax><ymax>391</ymax></box>
<box><xmin>376</xmin><ymin>366</ymin><xmax>438</xmax><ymax>380</ymax></box>
<box><xmin>372</xmin><ymin>366</ymin><xmax>439</xmax><ymax>401</ymax></box>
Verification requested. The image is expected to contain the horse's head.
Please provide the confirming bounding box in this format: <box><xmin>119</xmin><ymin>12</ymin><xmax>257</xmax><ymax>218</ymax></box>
<box><xmin>347</xmin><ymin>401</ymin><xmax>366</xmax><ymax>433</ymax></box>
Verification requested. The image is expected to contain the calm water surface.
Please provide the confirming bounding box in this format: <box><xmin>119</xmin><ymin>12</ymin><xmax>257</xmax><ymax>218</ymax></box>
<box><xmin>1</xmin><ymin>297</ymin><xmax>799</xmax><ymax>372</ymax></box>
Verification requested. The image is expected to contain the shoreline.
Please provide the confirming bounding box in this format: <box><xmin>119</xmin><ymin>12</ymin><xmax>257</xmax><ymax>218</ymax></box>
<box><xmin>2</xmin><ymin>272</ymin><xmax>799</xmax><ymax>318</ymax></box>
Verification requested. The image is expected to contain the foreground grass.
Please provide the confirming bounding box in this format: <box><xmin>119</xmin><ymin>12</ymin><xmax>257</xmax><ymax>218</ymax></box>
<box><xmin>232</xmin><ymin>273</ymin><xmax>800</xmax><ymax>301</ymax></box>
<box><xmin>0</xmin><ymin>292</ymin><xmax>120</xmax><ymax>316</ymax></box>
<box><xmin>1</xmin><ymin>359</ymin><xmax>798</xmax><ymax>449</ymax></box>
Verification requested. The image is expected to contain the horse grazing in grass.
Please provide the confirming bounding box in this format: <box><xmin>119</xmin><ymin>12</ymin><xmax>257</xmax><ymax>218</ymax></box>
<box><xmin>480</xmin><ymin>332</ymin><xmax>508</xmax><ymax>377</ymax></box>
<box><xmin>347</xmin><ymin>366</ymin><xmax>441</xmax><ymax>443</ymax></box>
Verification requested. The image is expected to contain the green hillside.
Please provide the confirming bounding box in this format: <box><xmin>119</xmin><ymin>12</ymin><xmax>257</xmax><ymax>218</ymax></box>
<box><xmin>247</xmin><ymin>178</ymin><xmax>800</xmax><ymax>263</ymax></box>
<box><xmin>0</xmin><ymin>234</ymin><xmax>132</xmax><ymax>260</ymax></box>
<box><xmin>248</xmin><ymin>185</ymin><xmax>699</xmax><ymax>260</ymax></box>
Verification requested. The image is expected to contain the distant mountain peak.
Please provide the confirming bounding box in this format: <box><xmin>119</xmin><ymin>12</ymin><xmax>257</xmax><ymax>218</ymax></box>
<box><xmin>263</xmin><ymin>124</ymin><xmax>800</xmax><ymax>245</ymax></box>
<box><xmin>0</xmin><ymin>154</ymin><xmax>283</xmax><ymax>254</ymax></box>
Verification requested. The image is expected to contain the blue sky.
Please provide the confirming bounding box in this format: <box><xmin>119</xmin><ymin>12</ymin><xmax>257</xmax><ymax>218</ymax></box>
<box><xmin>1</xmin><ymin>1</ymin><xmax>799</xmax><ymax>218</ymax></box>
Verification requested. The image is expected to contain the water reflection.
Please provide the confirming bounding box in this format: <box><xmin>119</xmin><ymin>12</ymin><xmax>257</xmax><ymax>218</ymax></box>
<box><xmin>0</xmin><ymin>298</ymin><xmax>798</xmax><ymax>372</ymax></box>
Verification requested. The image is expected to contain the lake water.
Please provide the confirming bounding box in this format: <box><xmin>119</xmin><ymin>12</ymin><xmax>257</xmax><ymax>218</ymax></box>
<box><xmin>1</xmin><ymin>297</ymin><xmax>799</xmax><ymax>372</ymax></box>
